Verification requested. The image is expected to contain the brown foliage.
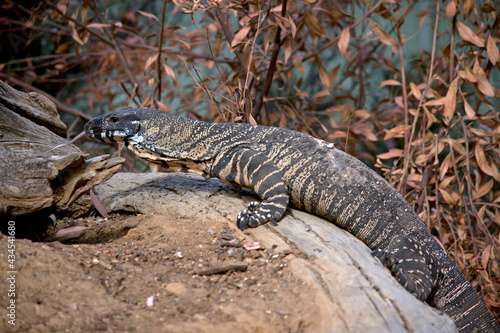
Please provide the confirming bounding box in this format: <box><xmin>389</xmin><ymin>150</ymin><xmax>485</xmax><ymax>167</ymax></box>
<box><xmin>1</xmin><ymin>0</ymin><xmax>499</xmax><ymax>319</ymax></box>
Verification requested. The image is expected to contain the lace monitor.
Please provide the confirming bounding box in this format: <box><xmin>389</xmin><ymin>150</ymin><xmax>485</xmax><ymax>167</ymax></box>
<box><xmin>85</xmin><ymin>107</ymin><xmax>499</xmax><ymax>333</ymax></box>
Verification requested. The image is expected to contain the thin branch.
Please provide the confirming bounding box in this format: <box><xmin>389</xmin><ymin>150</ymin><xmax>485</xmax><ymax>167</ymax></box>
<box><xmin>460</xmin><ymin>118</ymin><xmax>497</xmax><ymax>249</ymax></box>
<box><xmin>253</xmin><ymin>0</ymin><xmax>288</xmax><ymax>119</ymax></box>
<box><xmin>396</xmin><ymin>10</ymin><xmax>410</xmax><ymax>195</ymax></box>
<box><xmin>398</xmin><ymin>0</ymin><xmax>439</xmax><ymax>194</ymax></box>
<box><xmin>122</xmin><ymin>43</ymin><xmax>238</xmax><ymax>63</ymax></box>
<box><xmin>449</xmin><ymin>15</ymin><xmax>456</xmax><ymax>83</ymax></box>
<box><xmin>282</xmin><ymin>0</ymin><xmax>384</xmax><ymax>73</ymax></box>
<box><xmin>214</xmin><ymin>7</ymin><xmax>248</xmax><ymax>76</ymax></box>
<box><xmin>434</xmin><ymin>133</ymin><xmax>443</xmax><ymax>241</ymax></box>
<box><xmin>157</xmin><ymin>0</ymin><xmax>168</xmax><ymax>101</ymax></box>
<box><xmin>41</xmin><ymin>0</ymin><xmax>113</xmax><ymax>47</ymax></box>
<box><xmin>447</xmin><ymin>137</ymin><xmax>477</xmax><ymax>255</ymax></box>
<box><xmin>87</xmin><ymin>0</ymin><xmax>148</xmax><ymax>102</ymax></box>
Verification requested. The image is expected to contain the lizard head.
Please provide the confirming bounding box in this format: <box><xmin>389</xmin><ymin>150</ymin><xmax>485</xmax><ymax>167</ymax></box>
<box><xmin>84</xmin><ymin>107</ymin><xmax>143</xmax><ymax>143</ymax></box>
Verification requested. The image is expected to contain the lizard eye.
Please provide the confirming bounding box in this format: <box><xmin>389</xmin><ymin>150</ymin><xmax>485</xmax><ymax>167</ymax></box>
<box><xmin>109</xmin><ymin>116</ymin><xmax>119</xmax><ymax>123</ymax></box>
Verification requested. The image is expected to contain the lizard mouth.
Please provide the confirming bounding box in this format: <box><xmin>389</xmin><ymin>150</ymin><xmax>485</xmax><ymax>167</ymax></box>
<box><xmin>85</xmin><ymin>125</ymin><xmax>131</xmax><ymax>143</ymax></box>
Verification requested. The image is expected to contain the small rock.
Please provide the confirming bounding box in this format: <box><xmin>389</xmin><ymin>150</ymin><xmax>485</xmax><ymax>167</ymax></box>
<box><xmin>166</xmin><ymin>282</ymin><xmax>186</xmax><ymax>295</ymax></box>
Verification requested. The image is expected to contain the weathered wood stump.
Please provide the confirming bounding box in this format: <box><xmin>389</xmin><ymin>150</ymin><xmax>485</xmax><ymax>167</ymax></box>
<box><xmin>0</xmin><ymin>79</ymin><xmax>124</xmax><ymax>217</ymax></box>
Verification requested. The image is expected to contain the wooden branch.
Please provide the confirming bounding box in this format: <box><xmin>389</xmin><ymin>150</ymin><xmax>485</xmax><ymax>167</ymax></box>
<box><xmin>398</xmin><ymin>0</ymin><xmax>440</xmax><ymax>194</ymax></box>
<box><xmin>41</xmin><ymin>0</ymin><xmax>114</xmax><ymax>47</ymax></box>
<box><xmin>253</xmin><ymin>0</ymin><xmax>288</xmax><ymax>119</ymax></box>
<box><xmin>157</xmin><ymin>0</ymin><xmax>168</xmax><ymax>101</ymax></box>
<box><xmin>214</xmin><ymin>7</ymin><xmax>248</xmax><ymax>75</ymax></box>
<box><xmin>396</xmin><ymin>13</ymin><xmax>409</xmax><ymax>195</ymax></box>
<box><xmin>87</xmin><ymin>0</ymin><xmax>148</xmax><ymax>102</ymax></box>
<box><xmin>122</xmin><ymin>43</ymin><xmax>238</xmax><ymax>64</ymax></box>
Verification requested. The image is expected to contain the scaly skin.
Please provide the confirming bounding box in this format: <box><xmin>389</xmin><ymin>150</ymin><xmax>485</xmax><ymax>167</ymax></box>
<box><xmin>85</xmin><ymin>107</ymin><xmax>500</xmax><ymax>332</ymax></box>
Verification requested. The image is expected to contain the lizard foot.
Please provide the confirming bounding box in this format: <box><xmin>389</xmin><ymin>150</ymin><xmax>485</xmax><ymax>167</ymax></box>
<box><xmin>236</xmin><ymin>202</ymin><xmax>279</xmax><ymax>230</ymax></box>
<box><xmin>372</xmin><ymin>235</ymin><xmax>434</xmax><ymax>301</ymax></box>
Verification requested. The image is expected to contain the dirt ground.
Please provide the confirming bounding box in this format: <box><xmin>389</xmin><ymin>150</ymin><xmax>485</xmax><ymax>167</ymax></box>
<box><xmin>0</xmin><ymin>212</ymin><xmax>323</xmax><ymax>333</ymax></box>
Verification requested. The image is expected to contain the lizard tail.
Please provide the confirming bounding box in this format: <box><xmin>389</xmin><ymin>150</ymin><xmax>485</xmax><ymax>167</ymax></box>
<box><xmin>433</xmin><ymin>265</ymin><xmax>500</xmax><ymax>333</ymax></box>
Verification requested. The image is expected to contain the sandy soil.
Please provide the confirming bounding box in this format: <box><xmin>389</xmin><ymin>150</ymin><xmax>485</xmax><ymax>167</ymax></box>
<box><xmin>0</xmin><ymin>212</ymin><xmax>323</xmax><ymax>333</ymax></box>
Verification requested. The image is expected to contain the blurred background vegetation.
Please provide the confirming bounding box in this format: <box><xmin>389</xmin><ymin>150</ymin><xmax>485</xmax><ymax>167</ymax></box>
<box><xmin>1</xmin><ymin>0</ymin><xmax>499</xmax><ymax>320</ymax></box>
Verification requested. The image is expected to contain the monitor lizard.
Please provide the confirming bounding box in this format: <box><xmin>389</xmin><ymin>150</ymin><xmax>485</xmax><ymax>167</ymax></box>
<box><xmin>84</xmin><ymin>107</ymin><xmax>499</xmax><ymax>332</ymax></box>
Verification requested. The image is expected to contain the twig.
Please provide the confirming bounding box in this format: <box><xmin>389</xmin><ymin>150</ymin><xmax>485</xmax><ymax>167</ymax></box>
<box><xmin>122</xmin><ymin>43</ymin><xmax>238</xmax><ymax>63</ymax></box>
<box><xmin>214</xmin><ymin>7</ymin><xmax>248</xmax><ymax>76</ymax></box>
<box><xmin>449</xmin><ymin>15</ymin><xmax>456</xmax><ymax>83</ymax></box>
<box><xmin>157</xmin><ymin>0</ymin><xmax>168</xmax><ymax>101</ymax></box>
<box><xmin>195</xmin><ymin>262</ymin><xmax>248</xmax><ymax>276</ymax></box>
<box><xmin>205</xmin><ymin>31</ymin><xmax>241</xmax><ymax>121</ymax></box>
<box><xmin>344</xmin><ymin>109</ymin><xmax>355</xmax><ymax>152</ymax></box>
<box><xmin>434</xmin><ymin>133</ymin><xmax>443</xmax><ymax>240</ymax></box>
<box><xmin>398</xmin><ymin>0</ymin><xmax>440</xmax><ymax>194</ymax></box>
<box><xmin>87</xmin><ymin>0</ymin><xmax>148</xmax><ymax>102</ymax></box>
<box><xmin>281</xmin><ymin>0</ymin><xmax>384</xmax><ymax>73</ymax></box>
<box><xmin>0</xmin><ymin>73</ymin><xmax>91</xmax><ymax>121</ymax></box>
<box><xmin>447</xmin><ymin>137</ymin><xmax>477</xmax><ymax>255</ymax></box>
<box><xmin>460</xmin><ymin>118</ymin><xmax>496</xmax><ymax>249</ymax></box>
<box><xmin>396</xmin><ymin>9</ymin><xmax>410</xmax><ymax>195</ymax></box>
<box><xmin>41</xmin><ymin>0</ymin><xmax>113</xmax><ymax>47</ymax></box>
<box><xmin>253</xmin><ymin>0</ymin><xmax>289</xmax><ymax>119</ymax></box>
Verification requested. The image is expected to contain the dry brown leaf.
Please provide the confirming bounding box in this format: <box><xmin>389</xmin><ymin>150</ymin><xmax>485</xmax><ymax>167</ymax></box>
<box><xmin>486</xmin><ymin>35</ymin><xmax>499</xmax><ymax>65</ymax></box>
<box><xmin>463</xmin><ymin>0</ymin><xmax>475</xmax><ymax>18</ymax></box>
<box><xmin>463</xmin><ymin>98</ymin><xmax>476</xmax><ymax>119</ymax></box>
<box><xmin>481</xmin><ymin>244</ymin><xmax>491</xmax><ymax>269</ymax></box>
<box><xmin>409</xmin><ymin>82</ymin><xmax>421</xmax><ymax>100</ymax></box>
<box><xmin>305</xmin><ymin>13</ymin><xmax>328</xmax><ymax>37</ymax></box>
<box><xmin>377</xmin><ymin>149</ymin><xmax>404</xmax><ymax>159</ymax></box>
<box><xmin>423</xmin><ymin>97</ymin><xmax>446</xmax><ymax>106</ymax></box>
<box><xmin>475</xmin><ymin>144</ymin><xmax>494</xmax><ymax>176</ymax></box>
<box><xmin>383</xmin><ymin>124</ymin><xmax>411</xmax><ymax>140</ymax></box>
<box><xmin>315</xmin><ymin>57</ymin><xmax>330</xmax><ymax>88</ymax></box>
<box><xmin>415</xmin><ymin>152</ymin><xmax>434</xmax><ymax>164</ymax></box>
<box><xmin>288</xmin><ymin>14</ymin><xmax>297</xmax><ymax>38</ymax></box>
<box><xmin>156</xmin><ymin>100</ymin><xmax>170</xmax><ymax>113</ymax></box>
<box><xmin>456</xmin><ymin>21</ymin><xmax>485</xmax><ymax>47</ymax></box>
<box><xmin>368</xmin><ymin>19</ymin><xmax>396</xmax><ymax>48</ymax></box>
<box><xmin>313</xmin><ymin>89</ymin><xmax>331</xmax><ymax>99</ymax></box>
<box><xmin>248</xmin><ymin>114</ymin><xmax>257</xmax><ymax>125</ymax></box>
<box><xmin>87</xmin><ymin>23</ymin><xmax>110</xmax><ymax>29</ymax></box>
<box><xmin>473</xmin><ymin>179</ymin><xmax>494</xmax><ymax>200</ymax></box>
<box><xmin>439</xmin><ymin>188</ymin><xmax>459</xmax><ymax>206</ymax></box>
<box><xmin>443</xmin><ymin>78</ymin><xmax>458</xmax><ymax>125</ymax></box>
<box><xmin>445</xmin><ymin>1</ymin><xmax>456</xmax><ymax>16</ymax></box>
<box><xmin>380</xmin><ymin>79</ymin><xmax>401</xmax><ymax>88</ymax></box>
<box><xmin>137</xmin><ymin>10</ymin><xmax>160</xmax><ymax>23</ymax></box>
<box><xmin>163</xmin><ymin>63</ymin><xmax>176</xmax><ymax>82</ymax></box>
<box><xmin>231</xmin><ymin>26</ymin><xmax>251</xmax><ymax>49</ymax></box>
<box><xmin>330</xmin><ymin>65</ymin><xmax>340</xmax><ymax>86</ymax></box>
<box><xmin>293</xmin><ymin>54</ymin><xmax>305</xmax><ymax>74</ymax></box>
<box><xmin>439</xmin><ymin>154</ymin><xmax>452</xmax><ymax>181</ymax></box>
<box><xmin>145</xmin><ymin>53</ymin><xmax>159</xmax><ymax>70</ymax></box>
<box><xmin>439</xmin><ymin>176</ymin><xmax>455</xmax><ymax>190</ymax></box>
<box><xmin>338</xmin><ymin>27</ymin><xmax>350</xmax><ymax>58</ymax></box>
<box><xmin>283</xmin><ymin>38</ymin><xmax>291</xmax><ymax>64</ymax></box>
<box><xmin>472</xmin><ymin>62</ymin><xmax>494</xmax><ymax>97</ymax></box>
<box><xmin>69</xmin><ymin>10</ymin><xmax>84</xmax><ymax>46</ymax></box>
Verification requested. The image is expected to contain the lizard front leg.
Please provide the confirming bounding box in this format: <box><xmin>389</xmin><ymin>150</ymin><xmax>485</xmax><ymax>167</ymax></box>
<box><xmin>211</xmin><ymin>147</ymin><xmax>289</xmax><ymax>230</ymax></box>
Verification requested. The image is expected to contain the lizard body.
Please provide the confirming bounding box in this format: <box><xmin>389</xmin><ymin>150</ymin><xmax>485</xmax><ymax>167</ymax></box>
<box><xmin>85</xmin><ymin>107</ymin><xmax>499</xmax><ymax>332</ymax></box>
